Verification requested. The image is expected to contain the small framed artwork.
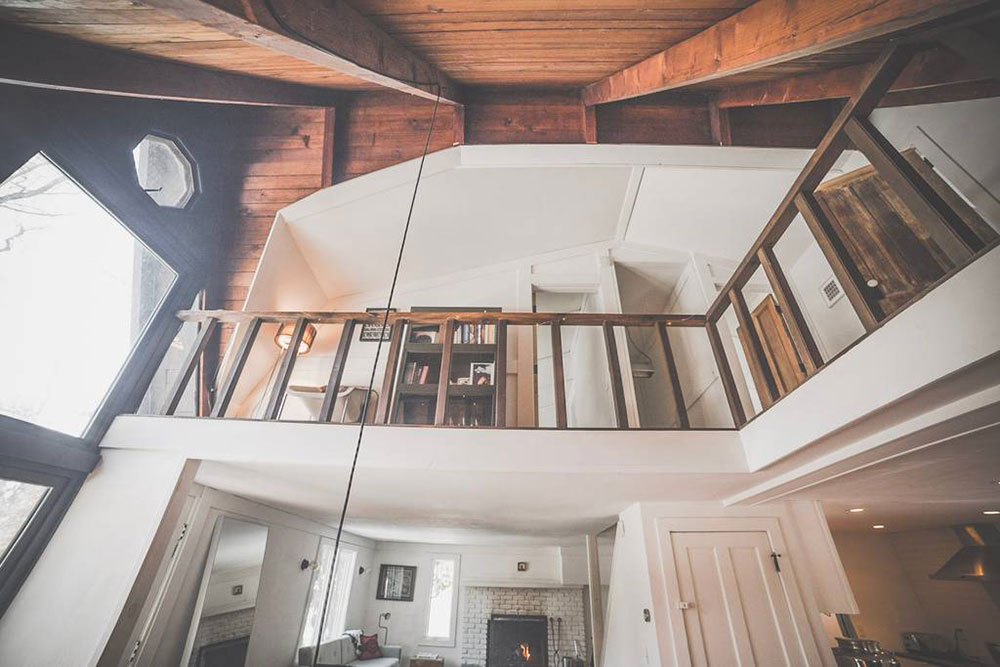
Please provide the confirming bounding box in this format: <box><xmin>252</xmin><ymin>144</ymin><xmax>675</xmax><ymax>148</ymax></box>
<box><xmin>471</xmin><ymin>362</ymin><xmax>495</xmax><ymax>387</ymax></box>
<box><xmin>376</xmin><ymin>564</ymin><xmax>417</xmax><ymax>601</ymax></box>
<box><xmin>360</xmin><ymin>308</ymin><xmax>397</xmax><ymax>342</ymax></box>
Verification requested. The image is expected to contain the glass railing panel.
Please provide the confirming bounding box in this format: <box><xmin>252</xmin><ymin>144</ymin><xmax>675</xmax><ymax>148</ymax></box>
<box><xmin>563</xmin><ymin>325</ymin><xmax>618</xmax><ymax>428</ymax></box>
<box><xmin>137</xmin><ymin>318</ymin><xmax>203</xmax><ymax>416</ymax></box>
<box><xmin>535</xmin><ymin>324</ymin><xmax>558</xmax><ymax>428</ymax></box>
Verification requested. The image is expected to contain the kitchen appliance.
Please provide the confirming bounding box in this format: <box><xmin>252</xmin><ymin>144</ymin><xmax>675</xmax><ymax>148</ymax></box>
<box><xmin>930</xmin><ymin>524</ymin><xmax>1000</xmax><ymax>582</ymax></box>
<box><xmin>832</xmin><ymin>637</ymin><xmax>901</xmax><ymax>667</ymax></box>
<box><xmin>901</xmin><ymin>632</ymin><xmax>952</xmax><ymax>655</ymax></box>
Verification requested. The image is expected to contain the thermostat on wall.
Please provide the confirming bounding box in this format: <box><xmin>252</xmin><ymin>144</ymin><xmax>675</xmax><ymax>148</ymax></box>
<box><xmin>517</xmin><ymin>562</ymin><xmax>528</xmax><ymax>572</ymax></box>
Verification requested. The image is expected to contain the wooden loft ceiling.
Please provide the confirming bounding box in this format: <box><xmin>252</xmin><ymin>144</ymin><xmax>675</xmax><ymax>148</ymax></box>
<box><xmin>1</xmin><ymin>0</ymin><xmax>996</xmax><ymax>107</ymax></box>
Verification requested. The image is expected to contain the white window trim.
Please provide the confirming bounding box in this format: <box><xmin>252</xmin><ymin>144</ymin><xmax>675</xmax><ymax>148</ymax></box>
<box><xmin>298</xmin><ymin>541</ymin><xmax>358</xmax><ymax>649</ymax></box>
<box><xmin>419</xmin><ymin>553</ymin><xmax>461</xmax><ymax>648</ymax></box>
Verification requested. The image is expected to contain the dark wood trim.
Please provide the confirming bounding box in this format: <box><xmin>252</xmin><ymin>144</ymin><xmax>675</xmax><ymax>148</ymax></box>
<box><xmin>178</xmin><ymin>310</ymin><xmax>707</xmax><ymax>327</ymax></box>
<box><xmin>375</xmin><ymin>319</ymin><xmax>406</xmax><ymax>425</ymax></box>
<box><xmin>709</xmin><ymin>100</ymin><xmax>732</xmax><ymax>146</ymax></box>
<box><xmin>494</xmin><ymin>322</ymin><xmax>508</xmax><ymax>428</ymax></box>
<box><xmin>140</xmin><ymin>0</ymin><xmax>462</xmax><ymax>104</ymax></box>
<box><xmin>434</xmin><ymin>319</ymin><xmax>456</xmax><ymax>426</ymax></box>
<box><xmin>210</xmin><ymin>317</ymin><xmax>262</xmax><ymax>418</ymax></box>
<box><xmin>757</xmin><ymin>246</ymin><xmax>824</xmax><ymax>372</ymax></box>
<box><xmin>263</xmin><ymin>317</ymin><xmax>308</xmax><ymax>420</ymax></box>
<box><xmin>706</xmin><ymin>44</ymin><xmax>917</xmax><ymax>321</ymax></box>
<box><xmin>453</xmin><ymin>105</ymin><xmax>466</xmax><ymax>146</ymax></box>
<box><xmin>795</xmin><ymin>191</ymin><xmax>881</xmax><ymax>331</ymax></box>
<box><xmin>656</xmin><ymin>322</ymin><xmax>689</xmax><ymax>429</ymax></box>
<box><xmin>160</xmin><ymin>318</ymin><xmax>218</xmax><ymax>416</ymax></box>
<box><xmin>938</xmin><ymin>27</ymin><xmax>1000</xmax><ymax>82</ymax></box>
<box><xmin>602</xmin><ymin>323</ymin><xmax>629</xmax><ymax>428</ymax></box>
<box><xmin>706</xmin><ymin>320</ymin><xmax>746</xmax><ymax>427</ymax></box>
<box><xmin>550</xmin><ymin>321</ymin><xmax>568</xmax><ymax>429</ymax></box>
<box><xmin>320</xmin><ymin>107</ymin><xmax>336</xmax><ymax>188</ymax></box>
<box><xmin>582</xmin><ymin>0</ymin><xmax>983</xmax><ymax>105</ymax></box>
<box><xmin>844</xmin><ymin>116</ymin><xmax>983</xmax><ymax>256</ymax></box>
<box><xmin>729</xmin><ymin>289</ymin><xmax>779</xmax><ymax>408</ymax></box>
<box><xmin>0</xmin><ymin>24</ymin><xmax>344</xmax><ymax>108</ymax></box>
<box><xmin>319</xmin><ymin>320</ymin><xmax>355</xmax><ymax>422</ymax></box>
<box><xmin>583</xmin><ymin>104</ymin><xmax>598</xmax><ymax>144</ymax></box>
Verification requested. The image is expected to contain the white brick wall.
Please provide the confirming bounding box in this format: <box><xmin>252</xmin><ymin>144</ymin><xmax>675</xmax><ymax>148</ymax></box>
<box><xmin>460</xmin><ymin>587</ymin><xmax>588</xmax><ymax>666</ymax></box>
<box><xmin>187</xmin><ymin>607</ymin><xmax>255</xmax><ymax>666</ymax></box>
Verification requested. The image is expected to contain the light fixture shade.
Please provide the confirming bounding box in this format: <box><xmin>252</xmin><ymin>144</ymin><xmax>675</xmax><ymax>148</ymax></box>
<box><xmin>275</xmin><ymin>322</ymin><xmax>317</xmax><ymax>355</ymax></box>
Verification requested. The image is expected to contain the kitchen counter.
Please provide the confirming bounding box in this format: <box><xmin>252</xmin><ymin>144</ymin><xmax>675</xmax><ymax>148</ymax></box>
<box><xmin>897</xmin><ymin>652</ymin><xmax>987</xmax><ymax>666</ymax></box>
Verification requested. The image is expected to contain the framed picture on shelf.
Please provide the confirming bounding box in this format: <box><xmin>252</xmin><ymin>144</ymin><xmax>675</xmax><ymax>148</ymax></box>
<box><xmin>471</xmin><ymin>362</ymin><xmax>495</xmax><ymax>386</ymax></box>
<box><xmin>376</xmin><ymin>564</ymin><xmax>417</xmax><ymax>601</ymax></box>
<box><xmin>360</xmin><ymin>307</ymin><xmax>396</xmax><ymax>342</ymax></box>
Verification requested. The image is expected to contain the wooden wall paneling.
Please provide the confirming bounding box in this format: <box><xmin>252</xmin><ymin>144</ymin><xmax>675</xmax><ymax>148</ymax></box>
<box><xmin>596</xmin><ymin>94</ymin><xmax>713</xmax><ymax>144</ymax></box>
<box><xmin>549</xmin><ymin>321</ymin><xmax>568</xmax><ymax>429</ymax></box>
<box><xmin>938</xmin><ymin>27</ymin><xmax>1000</xmax><ymax>82</ymax></box>
<box><xmin>376</xmin><ymin>319</ymin><xmax>406</xmax><ymax>424</ymax></box>
<box><xmin>728</xmin><ymin>100</ymin><xmax>838</xmax><ymax>148</ymax></box>
<box><xmin>320</xmin><ymin>107</ymin><xmax>336</xmax><ymax>187</ymax></box>
<box><xmin>729</xmin><ymin>289</ymin><xmax>779</xmax><ymax>408</ymax></box>
<box><xmin>706</xmin><ymin>319</ymin><xmax>747</xmax><ymax>427</ymax></box>
<box><xmin>319</xmin><ymin>319</ymin><xmax>356</xmax><ymax>422</ymax></box>
<box><xmin>210</xmin><ymin>317</ymin><xmax>262</xmax><ymax>417</ymax></box>
<box><xmin>602</xmin><ymin>323</ymin><xmax>628</xmax><ymax>428</ymax></box>
<box><xmin>464</xmin><ymin>90</ymin><xmax>590</xmax><ymax>144</ymax></box>
<box><xmin>494</xmin><ymin>322</ymin><xmax>507</xmax><ymax>428</ymax></box>
<box><xmin>160</xmin><ymin>317</ymin><xmax>218</xmax><ymax>415</ymax></box>
<box><xmin>434</xmin><ymin>319</ymin><xmax>456</xmax><ymax>426</ymax></box>
<box><xmin>708</xmin><ymin>99</ymin><xmax>732</xmax><ymax>146</ymax></box>
<box><xmin>583</xmin><ymin>104</ymin><xmax>598</xmax><ymax>144</ymax></box>
<box><xmin>656</xmin><ymin>322</ymin><xmax>690</xmax><ymax>429</ymax></box>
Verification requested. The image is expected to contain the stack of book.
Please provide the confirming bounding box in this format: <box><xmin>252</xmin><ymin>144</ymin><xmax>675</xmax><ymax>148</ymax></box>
<box><xmin>402</xmin><ymin>362</ymin><xmax>433</xmax><ymax>385</ymax></box>
<box><xmin>453</xmin><ymin>323</ymin><xmax>495</xmax><ymax>344</ymax></box>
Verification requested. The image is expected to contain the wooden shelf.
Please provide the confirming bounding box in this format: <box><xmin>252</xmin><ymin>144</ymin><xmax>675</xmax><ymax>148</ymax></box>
<box><xmin>447</xmin><ymin>385</ymin><xmax>495</xmax><ymax>397</ymax></box>
<box><xmin>397</xmin><ymin>384</ymin><xmax>438</xmax><ymax>396</ymax></box>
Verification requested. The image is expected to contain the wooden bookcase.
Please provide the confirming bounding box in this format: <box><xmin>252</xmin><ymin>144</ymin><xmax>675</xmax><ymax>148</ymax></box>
<box><xmin>389</xmin><ymin>308</ymin><xmax>503</xmax><ymax>427</ymax></box>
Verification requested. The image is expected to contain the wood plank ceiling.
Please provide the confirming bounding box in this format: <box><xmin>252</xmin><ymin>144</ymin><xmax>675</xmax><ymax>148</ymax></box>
<box><xmin>0</xmin><ymin>0</ymin><xmax>378</xmax><ymax>90</ymax></box>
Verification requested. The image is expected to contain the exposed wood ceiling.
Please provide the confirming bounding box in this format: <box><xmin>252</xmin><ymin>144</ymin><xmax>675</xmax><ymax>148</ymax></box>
<box><xmin>0</xmin><ymin>0</ymin><xmax>378</xmax><ymax>90</ymax></box>
<box><xmin>347</xmin><ymin>0</ymin><xmax>755</xmax><ymax>87</ymax></box>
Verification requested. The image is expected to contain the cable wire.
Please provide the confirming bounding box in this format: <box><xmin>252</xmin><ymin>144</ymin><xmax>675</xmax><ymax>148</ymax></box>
<box><xmin>310</xmin><ymin>89</ymin><xmax>441</xmax><ymax>666</ymax></box>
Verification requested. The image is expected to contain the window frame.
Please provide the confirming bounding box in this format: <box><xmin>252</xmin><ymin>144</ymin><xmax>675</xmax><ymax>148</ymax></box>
<box><xmin>420</xmin><ymin>553</ymin><xmax>461</xmax><ymax>648</ymax></box>
<box><xmin>298</xmin><ymin>541</ymin><xmax>359</xmax><ymax>650</ymax></box>
<box><xmin>130</xmin><ymin>132</ymin><xmax>201</xmax><ymax>212</ymax></box>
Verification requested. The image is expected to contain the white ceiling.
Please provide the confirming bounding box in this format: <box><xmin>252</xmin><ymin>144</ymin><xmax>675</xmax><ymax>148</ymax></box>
<box><xmin>196</xmin><ymin>461</ymin><xmax>751</xmax><ymax>545</ymax></box>
<box><xmin>788</xmin><ymin>425</ymin><xmax>1000</xmax><ymax>533</ymax></box>
<box><xmin>270</xmin><ymin>145</ymin><xmax>820</xmax><ymax>304</ymax></box>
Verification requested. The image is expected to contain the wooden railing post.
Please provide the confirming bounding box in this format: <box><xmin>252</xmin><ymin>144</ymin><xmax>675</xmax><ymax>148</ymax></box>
<box><xmin>550</xmin><ymin>319</ymin><xmax>568</xmax><ymax>429</ymax></box>
<box><xmin>434</xmin><ymin>319</ymin><xmax>456</xmax><ymax>426</ymax></box>
<box><xmin>602</xmin><ymin>322</ymin><xmax>628</xmax><ymax>428</ymax></box>
<box><xmin>160</xmin><ymin>317</ymin><xmax>218</xmax><ymax>416</ymax></box>
<box><xmin>729</xmin><ymin>290</ymin><xmax>779</xmax><ymax>409</ymax></box>
<box><xmin>656</xmin><ymin>322</ymin><xmax>689</xmax><ymax>429</ymax></box>
<box><xmin>210</xmin><ymin>317</ymin><xmax>262</xmax><ymax>418</ymax></box>
<box><xmin>706</xmin><ymin>319</ymin><xmax>746</xmax><ymax>427</ymax></box>
<box><xmin>319</xmin><ymin>319</ymin><xmax>355</xmax><ymax>423</ymax></box>
<box><xmin>494</xmin><ymin>321</ymin><xmax>507</xmax><ymax>428</ymax></box>
<box><xmin>263</xmin><ymin>317</ymin><xmax>309</xmax><ymax>420</ymax></box>
<box><xmin>375</xmin><ymin>318</ymin><xmax>406</xmax><ymax>425</ymax></box>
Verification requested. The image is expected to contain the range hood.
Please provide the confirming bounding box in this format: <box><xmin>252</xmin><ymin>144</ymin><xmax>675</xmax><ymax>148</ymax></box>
<box><xmin>930</xmin><ymin>524</ymin><xmax>1000</xmax><ymax>582</ymax></box>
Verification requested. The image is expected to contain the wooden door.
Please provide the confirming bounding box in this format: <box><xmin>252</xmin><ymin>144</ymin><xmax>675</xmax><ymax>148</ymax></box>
<box><xmin>671</xmin><ymin>531</ymin><xmax>806</xmax><ymax>666</ymax></box>
<box><xmin>750</xmin><ymin>295</ymin><xmax>806</xmax><ymax>396</ymax></box>
<box><xmin>813</xmin><ymin>149</ymin><xmax>995</xmax><ymax>319</ymax></box>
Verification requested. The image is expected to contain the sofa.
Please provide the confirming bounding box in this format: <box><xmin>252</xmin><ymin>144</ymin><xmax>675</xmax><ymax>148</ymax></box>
<box><xmin>297</xmin><ymin>634</ymin><xmax>401</xmax><ymax>667</ymax></box>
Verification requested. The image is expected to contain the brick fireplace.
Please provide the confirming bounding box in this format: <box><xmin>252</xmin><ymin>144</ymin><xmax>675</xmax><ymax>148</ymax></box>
<box><xmin>460</xmin><ymin>587</ymin><xmax>589</xmax><ymax>666</ymax></box>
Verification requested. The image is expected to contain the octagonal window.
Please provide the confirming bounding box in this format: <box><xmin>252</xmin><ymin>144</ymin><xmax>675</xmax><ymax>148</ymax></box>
<box><xmin>132</xmin><ymin>134</ymin><xmax>197</xmax><ymax>209</ymax></box>
<box><xmin>0</xmin><ymin>153</ymin><xmax>177</xmax><ymax>435</ymax></box>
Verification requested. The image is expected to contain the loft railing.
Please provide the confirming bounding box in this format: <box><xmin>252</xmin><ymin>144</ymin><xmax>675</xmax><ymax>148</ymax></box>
<box><xmin>142</xmin><ymin>41</ymin><xmax>998</xmax><ymax>431</ymax></box>
<box><xmin>157</xmin><ymin>310</ymin><xmax>711</xmax><ymax>429</ymax></box>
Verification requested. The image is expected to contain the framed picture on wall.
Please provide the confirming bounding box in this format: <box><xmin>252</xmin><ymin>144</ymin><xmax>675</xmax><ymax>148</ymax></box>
<box><xmin>360</xmin><ymin>307</ymin><xmax>396</xmax><ymax>342</ymax></box>
<box><xmin>376</xmin><ymin>564</ymin><xmax>417</xmax><ymax>601</ymax></box>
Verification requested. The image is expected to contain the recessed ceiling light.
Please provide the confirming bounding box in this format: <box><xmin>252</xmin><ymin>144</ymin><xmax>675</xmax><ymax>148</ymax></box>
<box><xmin>984</xmin><ymin>510</ymin><xmax>1000</xmax><ymax>516</ymax></box>
<box><xmin>848</xmin><ymin>508</ymin><xmax>865</xmax><ymax>513</ymax></box>
<box><xmin>872</xmin><ymin>525</ymin><xmax>885</xmax><ymax>529</ymax></box>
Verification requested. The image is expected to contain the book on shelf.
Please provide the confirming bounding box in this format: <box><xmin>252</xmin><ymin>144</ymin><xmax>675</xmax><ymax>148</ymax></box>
<box><xmin>403</xmin><ymin>361</ymin><xmax>434</xmax><ymax>385</ymax></box>
<box><xmin>453</xmin><ymin>323</ymin><xmax>496</xmax><ymax>345</ymax></box>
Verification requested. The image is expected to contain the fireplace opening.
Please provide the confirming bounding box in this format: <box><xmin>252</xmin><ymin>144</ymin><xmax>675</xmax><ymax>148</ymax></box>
<box><xmin>487</xmin><ymin>614</ymin><xmax>548</xmax><ymax>666</ymax></box>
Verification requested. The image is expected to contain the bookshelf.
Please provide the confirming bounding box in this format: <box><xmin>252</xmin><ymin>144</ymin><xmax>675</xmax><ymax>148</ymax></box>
<box><xmin>390</xmin><ymin>308</ymin><xmax>503</xmax><ymax>427</ymax></box>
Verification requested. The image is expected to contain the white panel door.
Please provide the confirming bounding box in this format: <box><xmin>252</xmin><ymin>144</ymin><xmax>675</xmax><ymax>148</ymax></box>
<box><xmin>671</xmin><ymin>531</ymin><xmax>806</xmax><ymax>666</ymax></box>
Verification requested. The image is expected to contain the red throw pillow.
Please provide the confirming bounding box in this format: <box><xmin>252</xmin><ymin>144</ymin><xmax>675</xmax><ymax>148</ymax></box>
<box><xmin>357</xmin><ymin>634</ymin><xmax>382</xmax><ymax>660</ymax></box>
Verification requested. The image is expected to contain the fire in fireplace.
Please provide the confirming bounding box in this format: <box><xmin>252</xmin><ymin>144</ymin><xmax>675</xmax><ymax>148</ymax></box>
<box><xmin>487</xmin><ymin>614</ymin><xmax>548</xmax><ymax>666</ymax></box>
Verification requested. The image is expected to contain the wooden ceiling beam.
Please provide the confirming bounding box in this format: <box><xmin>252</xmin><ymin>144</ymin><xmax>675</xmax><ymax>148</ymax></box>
<box><xmin>138</xmin><ymin>0</ymin><xmax>462</xmax><ymax>105</ymax></box>
<box><xmin>0</xmin><ymin>23</ymin><xmax>345</xmax><ymax>107</ymax></box>
<box><xmin>582</xmin><ymin>0</ymin><xmax>992</xmax><ymax>106</ymax></box>
<box><xmin>715</xmin><ymin>44</ymin><xmax>997</xmax><ymax>109</ymax></box>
